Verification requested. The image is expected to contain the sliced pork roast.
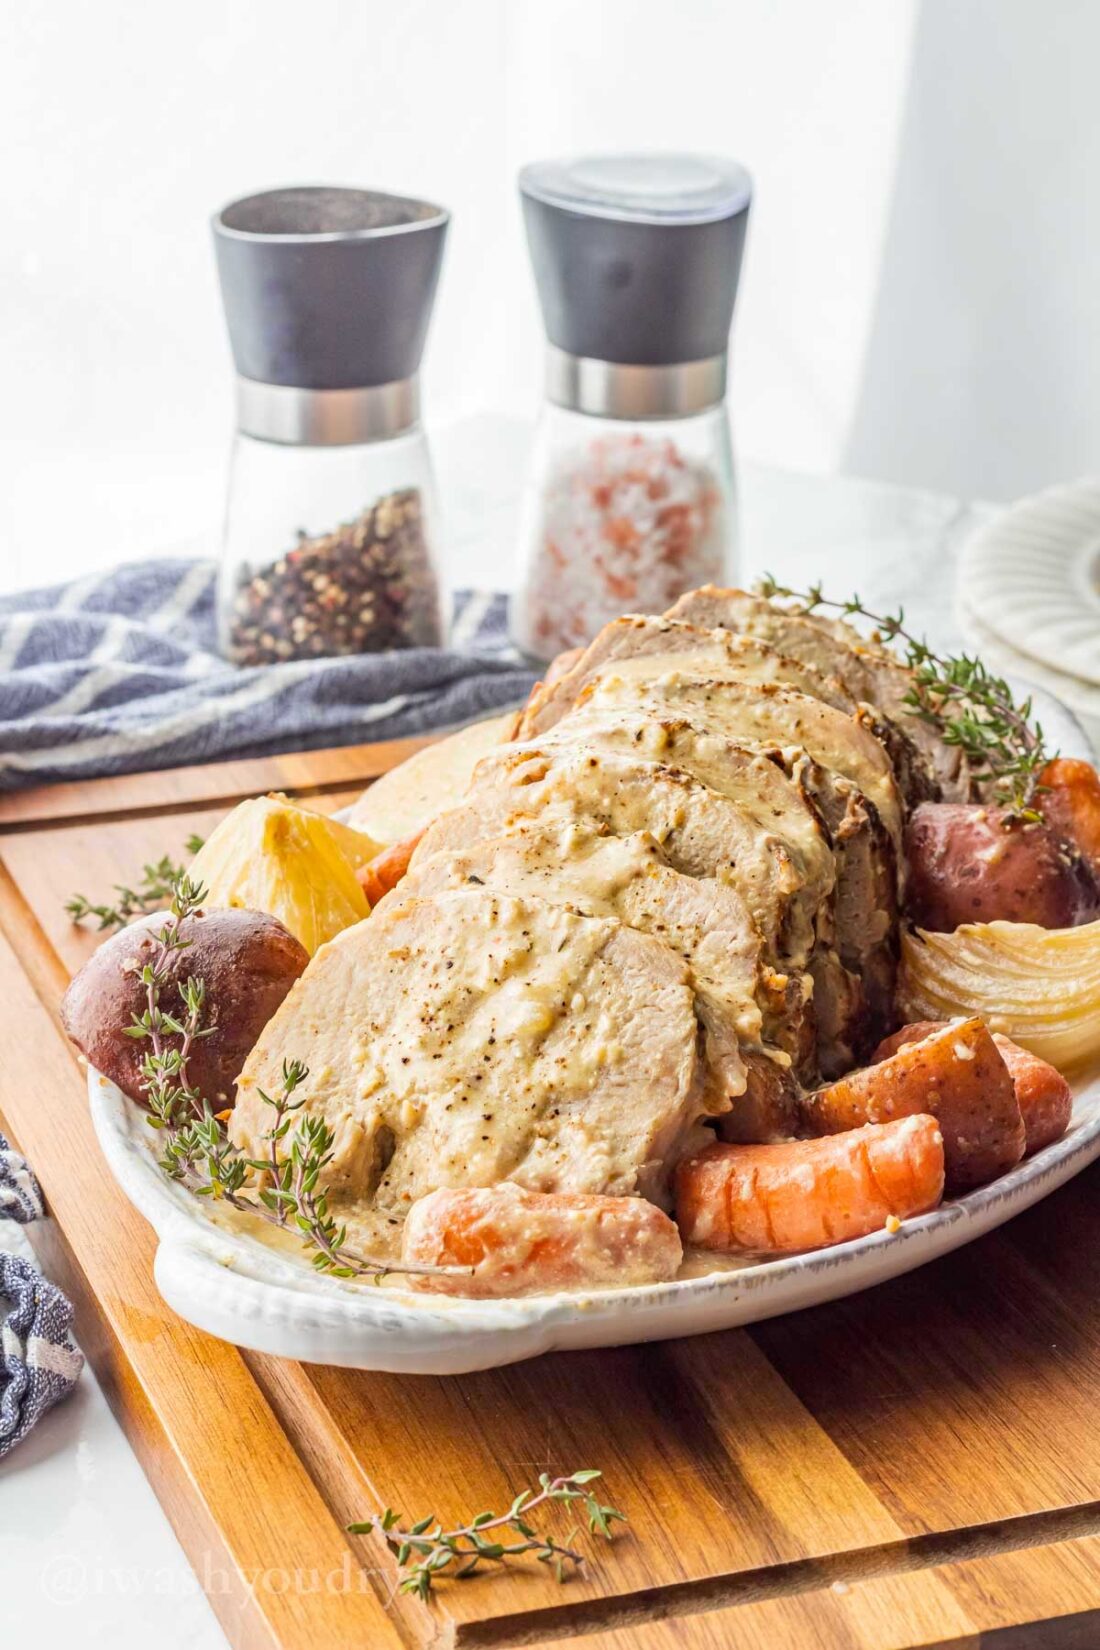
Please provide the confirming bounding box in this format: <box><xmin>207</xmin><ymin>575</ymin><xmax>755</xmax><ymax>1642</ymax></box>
<box><xmin>232</xmin><ymin>888</ymin><xmax>708</xmax><ymax>1252</ymax></box>
<box><xmin>515</xmin><ymin>614</ymin><xmax>856</xmax><ymax>738</ymax></box>
<box><xmin>519</xmin><ymin>708</ymin><xmax>866</xmax><ymax>1073</ymax></box>
<box><xmin>556</xmin><ymin>681</ymin><xmax>900</xmax><ymax>1057</ymax></box>
<box><xmin>416</xmin><ymin>743</ymin><xmax>835</xmax><ymax>1081</ymax></box>
<box><xmin>574</xmin><ymin>670</ymin><xmax>904</xmax><ymax>855</ymax></box>
<box><xmin>415</xmin><ymin>784</ymin><xmax>811</xmax><ymax>1058</ymax></box>
<box><xmin>291</xmin><ymin>584</ymin><xmax>945</xmax><ymax>1221</ymax></box>
<box><xmin>458</xmin><ymin>743</ymin><xmax>830</xmax><ymax>989</ymax></box>
<box><xmin>377</xmin><ymin>817</ymin><xmax>799</xmax><ymax>1137</ymax></box>
<box><xmin>665</xmin><ymin>586</ymin><xmax>969</xmax><ymax>802</ymax></box>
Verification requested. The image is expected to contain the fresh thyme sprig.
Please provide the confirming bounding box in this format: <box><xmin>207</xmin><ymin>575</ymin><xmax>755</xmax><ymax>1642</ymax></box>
<box><xmin>758</xmin><ymin>575</ymin><xmax>1053</xmax><ymax>820</ymax></box>
<box><xmin>124</xmin><ymin>874</ymin><xmax>459</xmax><ymax>1285</ymax></box>
<box><xmin>67</xmin><ymin>838</ymin><xmax>205</xmax><ymax>930</ymax></box>
<box><xmin>124</xmin><ymin>871</ymin><xmax>220</xmax><ymax>1149</ymax></box>
<box><xmin>349</xmin><ymin>1471</ymin><xmax>626</xmax><ymax>1600</ymax></box>
<box><xmin>252</xmin><ymin>1095</ymin><xmax>393</xmax><ymax>1280</ymax></box>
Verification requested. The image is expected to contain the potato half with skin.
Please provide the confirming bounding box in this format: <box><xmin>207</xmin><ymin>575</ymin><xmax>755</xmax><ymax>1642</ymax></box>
<box><xmin>905</xmin><ymin>803</ymin><xmax>1100</xmax><ymax>932</ymax></box>
<box><xmin>62</xmin><ymin>907</ymin><xmax>308</xmax><ymax>1108</ymax></box>
<box><xmin>873</xmin><ymin>1020</ymin><xmax>1071</xmax><ymax>1157</ymax></box>
<box><xmin>800</xmin><ymin>1017</ymin><xmax>1025</xmax><ymax>1191</ymax></box>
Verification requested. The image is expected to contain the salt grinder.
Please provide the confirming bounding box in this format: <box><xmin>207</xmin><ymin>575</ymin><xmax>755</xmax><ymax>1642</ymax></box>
<box><xmin>513</xmin><ymin>154</ymin><xmax>751</xmax><ymax>662</ymax></box>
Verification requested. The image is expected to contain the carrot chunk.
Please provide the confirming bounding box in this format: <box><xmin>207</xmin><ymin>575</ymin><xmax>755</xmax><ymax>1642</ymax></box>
<box><xmin>357</xmin><ymin>830</ymin><xmax>425</xmax><ymax>907</ymax></box>
<box><xmin>402</xmin><ymin>1183</ymin><xmax>683</xmax><ymax>1296</ymax></box>
<box><xmin>674</xmin><ymin>1116</ymin><xmax>945</xmax><ymax>1254</ymax></box>
<box><xmin>993</xmin><ymin>1037</ymin><xmax>1072</xmax><ymax>1155</ymax></box>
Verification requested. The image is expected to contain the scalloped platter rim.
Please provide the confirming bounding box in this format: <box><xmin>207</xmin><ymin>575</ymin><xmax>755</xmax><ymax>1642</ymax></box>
<box><xmin>88</xmin><ymin>1064</ymin><xmax>1100</xmax><ymax>1375</ymax></box>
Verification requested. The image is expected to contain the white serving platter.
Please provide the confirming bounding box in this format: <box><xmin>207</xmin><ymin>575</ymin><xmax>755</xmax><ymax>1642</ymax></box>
<box><xmin>87</xmin><ymin>684</ymin><xmax>1100</xmax><ymax>1375</ymax></box>
<box><xmin>89</xmin><ymin>1063</ymin><xmax>1100</xmax><ymax>1376</ymax></box>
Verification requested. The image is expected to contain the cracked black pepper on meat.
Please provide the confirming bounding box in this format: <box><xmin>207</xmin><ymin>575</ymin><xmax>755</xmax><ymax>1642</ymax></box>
<box><xmin>227</xmin><ymin>488</ymin><xmax>442</xmax><ymax>665</ymax></box>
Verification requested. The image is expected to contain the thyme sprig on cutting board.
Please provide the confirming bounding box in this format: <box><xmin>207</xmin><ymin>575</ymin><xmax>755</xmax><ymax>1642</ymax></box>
<box><xmin>758</xmin><ymin>575</ymin><xmax>1052</xmax><ymax>819</ymax></box>
<box><xmin>350</xmin><ymin>1471</ymin><xmax>627</xmax><ymax>1600</ymax></box>
<box><xmin>66</xmin><ymin>837</ymin><xmax>205</xmax><ymax>930</ymax></box>
<box><xmin>126</xmin><ymin>875</ymin><xmax>458</xmax><ymax>1284</ymax></box>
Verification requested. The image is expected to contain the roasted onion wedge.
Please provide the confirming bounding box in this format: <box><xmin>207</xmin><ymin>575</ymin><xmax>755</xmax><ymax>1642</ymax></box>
<box><xmin>900</xmin><ymin>919</ymin><xmax>1100</xmax><ymax>1072</ymax></box>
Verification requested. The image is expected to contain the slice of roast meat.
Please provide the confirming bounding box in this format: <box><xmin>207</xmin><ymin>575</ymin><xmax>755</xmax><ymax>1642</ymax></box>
<box><xmin>564</xmin><ymin>679</ymin><xmax>900</xmax><ymax>1060</ymax></box>
<box><xmin>666</xmin><ymin>586</ymin><xmax>966</xmax><ymax>802</ymax></box>
<box><xmin>798</xmin><ymin>763</ymin><xmax>897</xmax><ymax>1052</ymax></box>
<box><xmin>526</xmin><ymin>707</ymin><xmax>865</xmax><ymax>1074</ymax></box>
<box><xmin>575</xmin><ymin>669</ymin><xmax>905</xmax><ymax>857</ymax></box>
<box><xmin>377</xmin><ymin>818</ymin><xmax>798</xmax><ymax>1135</ymax></box>
<box><xmin>466</xmin><ymin>743</ymin><xmax>831</xmax><ymax>985</ymax></box>
<box><xmin>415</xmin><ymin>746</ymin><xmax>819</xmax><ymax>1076</ymax></box>
<box><xmin>232</xmin><ymin>889</ymin><xmax>707</xmax><ymax>1235</ymax></box>
<box><xmin>513</xmin><ymin>615</ymin><xmax>857</xmax><ymax>739</ymax></box>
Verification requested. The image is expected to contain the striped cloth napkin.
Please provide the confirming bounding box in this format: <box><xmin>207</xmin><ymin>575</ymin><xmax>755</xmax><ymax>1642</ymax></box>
<box><xmin>1</xmin><ymin>1134</ymin><xmax>84</xmax><ymax>1457</ymax></box>
<box><xmin>0</xmin><ymin>559</ymin><xmax>537</xmax><ymax>790</ymax></box>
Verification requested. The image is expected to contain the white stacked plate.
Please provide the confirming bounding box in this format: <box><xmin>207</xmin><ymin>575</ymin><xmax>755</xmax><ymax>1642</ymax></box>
<box><xmin>958</xmin><ymin>477</ymin><xmax>1100</xmax><ymax>741</ymax></box>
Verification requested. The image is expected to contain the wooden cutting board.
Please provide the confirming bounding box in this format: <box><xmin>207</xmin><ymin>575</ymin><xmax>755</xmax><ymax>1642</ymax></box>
<box><xmin>3</xmin><ymin>740</ymin><xmax>1100</xmax><ymax>1650</ymax></box>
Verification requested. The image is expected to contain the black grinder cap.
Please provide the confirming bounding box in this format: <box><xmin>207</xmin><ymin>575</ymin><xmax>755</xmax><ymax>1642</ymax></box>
<box><xmin>212</xmin><ymin>186</ymin><xmax>449</xmax><ymax>390</ymax></box>
<box><xmin>520</xmin><ymin>154</ymin><xmax>751</xmax><ymax>368</ymax></box>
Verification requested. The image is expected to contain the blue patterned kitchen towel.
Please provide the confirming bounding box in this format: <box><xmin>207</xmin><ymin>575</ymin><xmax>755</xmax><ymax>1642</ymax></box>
<box><xmin>0</xmin><ymin>560</ymin><xmax>536</xmax><ymax>790</ymax></box>
<box><xmin>0</xmin><ymin>1134</ymin><xmax>84</xmax><ymax>1457</ymax></box>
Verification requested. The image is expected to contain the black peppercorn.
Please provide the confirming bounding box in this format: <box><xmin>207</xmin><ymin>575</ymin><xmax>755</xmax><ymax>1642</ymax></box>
<box><xmin>228</xmin><ymin>489</ymin><xmax>442</xmax><ymax>666</ymax></box>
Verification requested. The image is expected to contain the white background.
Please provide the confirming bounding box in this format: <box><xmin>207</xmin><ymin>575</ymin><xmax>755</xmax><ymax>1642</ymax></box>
<box><xmin>2</xmin><ymin>0</ymin><xmax>1099</xmax><ymax>589</ymax></box>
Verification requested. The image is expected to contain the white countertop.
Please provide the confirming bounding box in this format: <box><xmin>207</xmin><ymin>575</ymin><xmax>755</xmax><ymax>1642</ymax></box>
<box><xmin>0</xmin><ymin>443</ymin><xmax>990</xmax><ymax>1649</ymax></box>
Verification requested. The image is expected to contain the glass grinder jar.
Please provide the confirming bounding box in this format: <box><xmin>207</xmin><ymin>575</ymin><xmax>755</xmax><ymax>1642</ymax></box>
<box><xmin>512</xmin><ymin>154</ymin><xmax>751</xmax><ymax>663</ymax></box>
<box><xmin>211</xmin><ymin>186</ymin><xmax>448</xmax><ymax>665</ymax></box>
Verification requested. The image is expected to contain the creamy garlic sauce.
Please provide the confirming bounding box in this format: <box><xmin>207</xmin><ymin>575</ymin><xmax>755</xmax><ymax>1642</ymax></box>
<box><xmin>676</xmin><ymin>1246</ymin><xmax>765</xmax><ymax>1279</ymax></box>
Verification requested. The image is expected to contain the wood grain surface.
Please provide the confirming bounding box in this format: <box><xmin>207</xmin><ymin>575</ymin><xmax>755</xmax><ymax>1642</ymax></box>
<box><xmin>2</xmin><ymin>742</ymin><xmax>1099</xmax><ymax>1649</ymax></box>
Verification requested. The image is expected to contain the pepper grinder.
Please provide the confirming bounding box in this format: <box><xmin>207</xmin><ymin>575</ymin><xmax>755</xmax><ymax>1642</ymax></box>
<box><xmin>212</xmin><ymin>186</ymin><xmax>449</xmax><ymax>665</ymax></box>
<box><xmin>512</xmin><ymin>154</ymin><xmax>751</xmax><ymax>662</ymax></box>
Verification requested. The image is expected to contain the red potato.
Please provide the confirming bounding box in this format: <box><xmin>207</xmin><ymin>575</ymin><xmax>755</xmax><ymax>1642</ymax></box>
<box><xmin>873</xmin><ymin>1021</ymin><xmax>1071</xmax><ymax>1157</ymax></box>
<box><xmin>1039</xmin><ymin>758</ymin><xmax>1100</xmax><ymax>877</ymax></box>
<box><xmin>801</xmin><ymin>1016</ymin><xmax>1025</xmax><ymax>1191</ymax></box>
<box><xmin>357</xmin><ymin>830</ymin><xmax>425</xmax><ymax>907</ymax></box>
<box><xmin>905</xmin><ymin>802</ymin><xmax>1100</xmax><ymax>932</ymax></box>
<box><xmin>674</xmin><ymin>1115</ymin><xmax>945</xmax><ymax>1254</ymax></box>
<box><xmin>401</xmin><ymin>1182</ymin><xmax>683</xmax><ymax>1297</ymax></box>
<box><xmin>61</xmin><ymin>907</ymin><xmax>308</xmax><ymax>1108</ymax></box>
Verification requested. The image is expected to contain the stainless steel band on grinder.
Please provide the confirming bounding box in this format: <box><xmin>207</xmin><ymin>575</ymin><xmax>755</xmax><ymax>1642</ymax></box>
<box><xmin>236</xmin><ymin>344</ymin><xmax>729</xmax><ymax>444</ymax></box>
<box><xmin>234</xmin><ymin>376</ymin><xmax>421</xmax><ymax>445</ymax></box>
<box><xmin>543</xmin><ymin>345</ymin><xmax>728</xmax><ymax>420</ymax></box>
